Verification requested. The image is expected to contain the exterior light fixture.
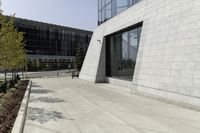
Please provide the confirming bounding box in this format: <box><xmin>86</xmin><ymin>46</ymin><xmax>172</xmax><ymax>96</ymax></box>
<box><xmin>97</xmin><ymin>39</ymin><xmax>101</xmax><ymax>44</ymax></box>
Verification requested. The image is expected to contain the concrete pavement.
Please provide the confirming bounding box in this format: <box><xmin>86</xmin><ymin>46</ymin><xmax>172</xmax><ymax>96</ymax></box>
<box><xmin>24</xmin><ymin>77</ymin><xmax>200</xmax><ymax>133</ymax></box>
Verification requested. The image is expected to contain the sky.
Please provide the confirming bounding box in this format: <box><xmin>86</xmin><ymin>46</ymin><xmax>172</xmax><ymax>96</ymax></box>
<box><xmin>1</xmin><ymin>0</ymin><xmax>97</xmax><ymax>31</ymax></box>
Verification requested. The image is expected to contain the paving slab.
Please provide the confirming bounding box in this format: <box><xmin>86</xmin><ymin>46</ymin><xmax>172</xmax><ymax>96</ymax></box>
<box><xmin>24</xmin><ymin>77</ymin><xmax>200</xmax><ymax>133</ymax></box>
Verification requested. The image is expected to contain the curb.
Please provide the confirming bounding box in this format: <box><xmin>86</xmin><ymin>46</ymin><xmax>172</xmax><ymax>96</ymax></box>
<box><xmin>11</xmin><ymin>80</ymin><xmax>32</xmax><ymax>133</ymax></box>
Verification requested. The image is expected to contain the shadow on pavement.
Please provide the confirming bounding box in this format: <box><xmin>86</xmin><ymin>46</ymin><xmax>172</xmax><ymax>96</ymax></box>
<box><xmin>27</xmin><ymin>107</ymin><xmax>66</xmax><ymax>124</ymax></box>
<box><xmin>31</xmin><ymin>89</ymin><xmax>53</xmax><ymax>94</ymax></box>
<box><xmin>31</xmin><ymin>82</ymin><xmax>54</xmax><ymax>94</ymax></box>
<box><xmin>31</xmin><ymin>82</ymin><xmax>43</xmax><ymax>88</ymax></box>
<box><xmin>29</xmin><ymin>97</ymin><xmax>65</xmax><ymax>103</ymax></box>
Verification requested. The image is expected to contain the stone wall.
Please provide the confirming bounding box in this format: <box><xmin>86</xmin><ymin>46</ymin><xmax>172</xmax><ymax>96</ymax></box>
<box><xmin>80</xmin><ymin>0</ymin><xmax>200</xmax><ymax>108</ymax></box>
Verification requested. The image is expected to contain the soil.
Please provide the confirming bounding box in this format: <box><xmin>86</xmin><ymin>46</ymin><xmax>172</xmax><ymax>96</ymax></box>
<box><xmin>0</xmin><ymin>80</ymin><xmax>29</xmax><ymax>133</ymax></box>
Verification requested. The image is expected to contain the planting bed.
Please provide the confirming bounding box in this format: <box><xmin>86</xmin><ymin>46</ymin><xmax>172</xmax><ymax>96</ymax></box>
<box><xmin>0</xmin><ymin>80</ymin><xmax>29</xmax><ymax>133</ymax></box>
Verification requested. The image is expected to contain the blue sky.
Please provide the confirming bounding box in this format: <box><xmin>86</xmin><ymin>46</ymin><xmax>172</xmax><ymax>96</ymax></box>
<box><xmin>2</xmin><ymin>0</ymin><xmax>97</xmax><ymax>31</ymax></box>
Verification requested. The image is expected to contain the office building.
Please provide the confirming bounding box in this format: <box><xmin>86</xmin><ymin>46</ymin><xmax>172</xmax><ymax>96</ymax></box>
<box><xmin>80</xmin><ymin>0</ymin><xmax>200</xmax><ymax>109</ymax></box>
<box><xmin>14</xmin><ymin>17</ymin><xmax>92</xmax><ymax>70</ymax></box>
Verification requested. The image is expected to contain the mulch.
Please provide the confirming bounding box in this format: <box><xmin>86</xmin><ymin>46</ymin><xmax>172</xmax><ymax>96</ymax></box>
<box><xmin>0</xmin><ymin>80</ymin><xmax>29</xmax><ymax>133</ymax></box>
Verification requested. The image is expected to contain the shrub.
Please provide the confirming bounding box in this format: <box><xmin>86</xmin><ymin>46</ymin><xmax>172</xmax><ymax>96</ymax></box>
<box><xmin>0</xmin><ymin>82</ymin><xmax>7</xmax><ymax>93</ymax></box>
<box><xmin>8</xmin><ymin>80</ymin><xmax>15</xmax><ymax>89</ymax></box>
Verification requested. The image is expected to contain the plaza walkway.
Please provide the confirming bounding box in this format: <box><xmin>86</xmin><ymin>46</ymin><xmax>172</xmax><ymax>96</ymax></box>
<box><xmin>24</xmin><ymin>77</ymin><xmax>200</xmax><ymax>133</ymax></box>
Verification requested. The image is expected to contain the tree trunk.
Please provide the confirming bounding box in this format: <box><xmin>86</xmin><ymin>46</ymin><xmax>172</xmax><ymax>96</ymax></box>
<box><xmin>4</xmin><ymin>71</ymin><xmax>7</xmax><ymax>82</ymax></box>
<box><xmin>22</xmin><ymin>71</ymin><xmax>24</xmax><ymax>79</ymax></box>
<box><xmin>12</xmin><ymin>72</ymin><xmax>14</xmax><ymax>80</ymax></box>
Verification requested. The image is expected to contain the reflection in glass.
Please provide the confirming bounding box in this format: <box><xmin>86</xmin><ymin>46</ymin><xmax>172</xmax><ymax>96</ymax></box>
<box><xmin>106</xmin><ymin>26</ymin><xmax>142</xmax><ymax>81</ymax></box>
<box><xmin>98</xmin><ymin>0</ymin><xmax>140</xmax><ymax>25</ymax></box>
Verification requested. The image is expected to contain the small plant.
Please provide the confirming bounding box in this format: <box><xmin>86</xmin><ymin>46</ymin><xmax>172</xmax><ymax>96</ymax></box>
<box><xmin>0</xmin><ymin>82</ymin><xmax>7</xmax><ymax>93</ymax></box>
<box><xmin>8</xmin><ymin>80</ymin><xmax>15</xmax><ymax>88</ymax></box>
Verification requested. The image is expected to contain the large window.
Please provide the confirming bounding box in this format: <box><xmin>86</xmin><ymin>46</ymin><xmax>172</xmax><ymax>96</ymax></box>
<box><xmin>98</xmin><ymin>0</ymin><xmax>140</xmax><ymax>25</ymax></box>
<box><xmin>106</xmin><ymin>24</ymin><xmax>142</xmax><ymax>81</ymax></box>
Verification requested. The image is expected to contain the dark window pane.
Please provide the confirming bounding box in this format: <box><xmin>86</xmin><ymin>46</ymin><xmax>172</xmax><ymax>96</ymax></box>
<box><xmin>98</xmin><ymin>0</ymin><xmax>140</xmax><ymax>25</ymax></box>
<box><xmin>106</xmin><ymin>25</ymin><xmax>142</xmax><ymax>81</ymax></box>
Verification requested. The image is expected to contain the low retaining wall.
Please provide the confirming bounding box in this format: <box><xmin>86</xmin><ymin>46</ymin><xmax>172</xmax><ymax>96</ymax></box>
<box><xmin>12</xmin><ymin>80</ymin><xmax>32</xmax><ymax>133</ymax></box>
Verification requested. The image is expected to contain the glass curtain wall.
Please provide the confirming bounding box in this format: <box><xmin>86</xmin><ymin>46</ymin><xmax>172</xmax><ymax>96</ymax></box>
<box><xmin>106</xmin><ymin>26</ymin><xmax>142</xmax><ymax>81</ymax></box>
<box><xmin>13</xmin><ymin>17</ymin><xmax>93</xmax><ymax>57</ymax></box>
<box><xmin>98</xmin><ymin>0</ymin><xmax>140</xmax><ymax>25</ymax></box>
<box><xmin>20</xmin><ymin>27</ymin><xmax>92</xmax><ymax>57</ymax></box>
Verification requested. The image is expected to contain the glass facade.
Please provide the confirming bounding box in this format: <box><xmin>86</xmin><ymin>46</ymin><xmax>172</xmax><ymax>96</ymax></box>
<box><xmin>14</xmin><ymin>18</ymin><xmax>92</xmax><ymax>57</ymax></box>
<box><xmin>106</xmin><ymin>24</ymin><xmax>142</xmax><ymax>81</ymax></box>
<box><xmin>98</xmin><ymin>0</ymin><xmax>140</xmax><ymax>25</ymax></box>
<box><xmin>12</xmin><ymin>17</ymin><xmax>93</xmax><ymax>71</ymax></box>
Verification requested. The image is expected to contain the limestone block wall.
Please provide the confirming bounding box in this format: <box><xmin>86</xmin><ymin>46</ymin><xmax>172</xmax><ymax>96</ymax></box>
<box><xmin>80</xmin><ymin>0</ymin><xmax>200</xmax><ymax>108</ymax></box>
<box><xmin>80</xmin><ymin>0</ymin><xmax>146</xmax><ymax>82</ymax></box>
<box><xmin>133</xmin><ymin>0</ymin><xmax>200</xmax><ymax>108</ymax></box>
<box><xmin>79</xmin><ymin>26</ymin><xmax>106</xmax><ymax>82</ymax></box>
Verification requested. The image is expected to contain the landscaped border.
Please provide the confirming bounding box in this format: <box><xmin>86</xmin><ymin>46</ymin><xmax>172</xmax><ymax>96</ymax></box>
<box><xmin>11</xmin><ymin>80</ymin><xmax>32</xmax><ymax>133</ymax></box>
